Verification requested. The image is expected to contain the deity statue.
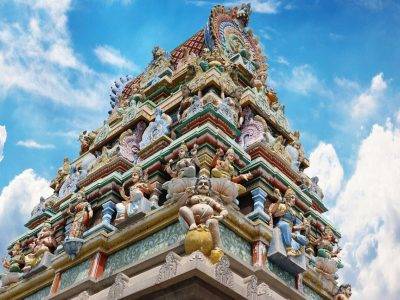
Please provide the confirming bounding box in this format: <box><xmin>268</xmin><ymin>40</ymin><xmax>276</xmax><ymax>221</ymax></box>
<box><xmin>2</xmin><ymin>242</ymin><xmax>25</xmax><ymax>273</ymax></box>
<box><xmin>79</xmin><ymin>130</ymin><xmax>97</xmax><ymax>154</ymax></box>
<box><xmin>179</xmin><ymin>174</ymin><xmax>228</xmax><ymax>263</ymax></box>
<box><xmin>116</xmin><ymin>166</ymin><xmax>156</xmax><ymax>224</ymax></box>
<box><xmin>51</xmin><ymin>157</ymin><xmax>71</xmax><ymax>194</ymax></box>
<box><xmin>90</xmin><ymin>146</ymin><xmax>114</xmax><ymax>173</ymax></box>
<box><xmin>118</xmin><ymin>128</ymin><xmax>142</xmax><ymax>163</ymax></box>
<box><xmin>211</xmin><ymin>148</ymin><xmax>253</xmax><ymax>195</ymax></box>
<box><xmin>272</xmin><ymin>136</ymin><xmax>292</xmax><ymax>163</ymax></box>
<box><xmin>268</xmin><ymin>188</ymin><xmax>308</xmax><ymax>256</ymax></box>
<box><xmin>23</xmin><ymin>223</ymin><xmax>57</xmax><ymax>272</ymax></box>
<box><xmin>177</xmin><ymin>84</ymin><xmax>192</xmax><ymax>121</ymax></box>
<box><xmin>166</xmin><ymin>143</ymin><xmax>199</xmax><ymax>178</ymax></box>
<box><xmin>139</xmin><ymin>108</ymin><xmax>172</xmax><ymax>149</ymax></box>
<box><xmin>334</xmin><ymin>284</ymin><xmax>352</xmax><ymax>300</ymax></box>
<box><xmin>234</xmin><ymin>3</ymin><xmax>251</xmax><ymax>27</ymax></box>
<box><xmin>310</xmin><ymin>176</ymin><xmax>324</xmax><ymax>200</ymax></box>
<box><xmin>30</xmin><ymin>196</ymin><xmax>55</xmax><ymax>218</ymax></box>
<box><xmin>66</xmin><ymin>190</ymin><xmax>93</xmax><ymax>239</ymax></box>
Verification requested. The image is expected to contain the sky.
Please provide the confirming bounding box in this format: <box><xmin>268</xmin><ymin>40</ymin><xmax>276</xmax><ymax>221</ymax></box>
<box><xmin>0</xmin><ymin>0</ymin><xmax>399</xmax><ymax>298</ymax></box>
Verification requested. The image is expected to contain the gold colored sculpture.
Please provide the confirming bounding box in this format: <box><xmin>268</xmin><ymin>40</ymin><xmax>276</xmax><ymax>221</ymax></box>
<box><xmin>79</xmin><ymin>130</ymin><xmax>97</xmax><ymax>154</ymax></box>
<box><xmin>272</xmin><ymin>136</ymin><xmax>292</xmax><ymax>163</ymax></box>
<box><xmin>179</xmin><ymin>174</ymin><xmax>228</xmax><ymax>263</ymax></box>
<box><xmin>51</xmin><ymin>157</ymin><xmax>71</xmax><ymax>194</ymax></box>
<box><xmin>2</xmin><ymin>242</ymin><xmax>25</xmax><ymax>273</ymax></box>
<box><xmin>211</xmin><ymin>148</ymin><xmax>252</xmax><ymax>194</ymax></box>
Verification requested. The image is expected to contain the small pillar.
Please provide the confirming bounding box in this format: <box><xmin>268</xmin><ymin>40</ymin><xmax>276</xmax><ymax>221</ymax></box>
<box><xmin>252</xmin><ymin>240</ymin><xmax>267</xmax><ymax>267</ymax></box>
<box><xmin>88</xmin><ymin>252</ymin><xmax>108</xmax><ymax>279</ymax></box>
<box><xmin>296</xmin><ymin>273</ymin><xmax>304</xmax><ymax>293</ymax></box>
<box><xmin>247</xmin><ymin>188</ymin><xmax>270</xmax><ymax>223</ymax></box>
<box><xmin>50</xmin><ymin>272</ymin><xmax>61</xmax><ymax>296</ymax></box>
<box><xmin>83</xmin><ymin>201</ymin><xmax>116</xmax><ymax>238</ymax></box>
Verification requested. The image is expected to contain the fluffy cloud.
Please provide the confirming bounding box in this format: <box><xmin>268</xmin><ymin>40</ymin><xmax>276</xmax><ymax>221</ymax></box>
<box><xmin>329</xmin><ymin>121</ymin><xmax>400</xmax><ymax>299</ymax></box>
<box><xmin>94</xmin><ymin>45</ymin><xmax>138</xmax><ymax>71</ymax></box>
<box><xmin>0</xmin><ymin>169</ymin><xmax>53</xmax><ymax>256</ymax></box>
<box><xmin>16</xmin><ymin>139</ymin><xmax>55</xmax><ymax>149</ymax></box>
<box><xmin>282</xmin><ymin>64</ymin><xmax>332</xmax><ymax>98</ymax></box>
<box><xmin>305</xmin><ymin>142</ymin><xmax>344</xmax><ymax>201</ymax></box>
<box><xmin>0</xmin><ymin>125</ymin><xmax>6</xmax><ymax>162</ymax></box>
<box><xmin>352</xmin><ymin>73</ymin><xmax>387</xmax><ymax>119</ymax></box>
<box><xmin>0</xmin><ymin>0</ymin><xmax>110</xmax><ymax>109</ymax></box>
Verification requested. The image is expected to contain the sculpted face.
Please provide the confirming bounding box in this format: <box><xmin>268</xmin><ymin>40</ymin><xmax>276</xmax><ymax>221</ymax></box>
<box><xmin>345</xmin><ymin>287</ymin><xmax>352</xmax><ymax>297</ymax></box>
<box><xmin>196</xmin><ymin>178</ymin><xmax>210</xmax><ymax>195</ymax></box>
<box><xmin>226</xmin><ymin>151</ymin><xmax>235</xmax><ymax>162</ymax></box>
<box><xmin>132</xmin><ymin>171</ymin><xmax>141</xmax><ymax>183</ymax></box>
<box><xmin>76</xmin><ymin>192</ymin><xmax>84</xmax><ymax>203</ymax></box>
<box><xmin>178</xmin><ymin>148</ymin><xmax>187</xmax><ymax>159</ymax></box>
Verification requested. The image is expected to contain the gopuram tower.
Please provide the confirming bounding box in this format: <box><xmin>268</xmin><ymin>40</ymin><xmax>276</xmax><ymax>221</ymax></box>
<box><xmin>0</xmin><ymin>4</ymin><xmax>351</xmax><ymax>300</ymax></box>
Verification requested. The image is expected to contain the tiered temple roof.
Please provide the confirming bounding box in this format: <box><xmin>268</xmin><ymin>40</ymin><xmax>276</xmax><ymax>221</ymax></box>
<box><xmin>0</xmin><ymin>4</ymin><xmax>350</xmax><ymax>300</ymax></box>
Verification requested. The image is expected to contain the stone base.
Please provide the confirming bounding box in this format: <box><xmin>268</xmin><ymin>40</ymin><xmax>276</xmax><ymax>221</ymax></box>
<box><xmin>0</xmin><ymin>272</ymin><xmax>22</xmax><ymax>287</ymax></box>
<box><xmin>247</xmin><ymin>209</ymin><xmax>270</xmax><ymax>223</ymax></box>
<box><xmin>23</xmin><ymin>252</ymin><xmax>54</xmax><ymax>279</ymax></box>
<box><xmin>63</xmin><ymin>237</ymin><xmax>85</xmax><ymax>260</ymax></box>
<box><xmin>83</xmin><ymin>222</ymin><xmax>116</xmax><ymax>238</ymax></box>
<box><xmin>267</xmin><ymin>227</ymin><xmax>306</xmax><ymax>275</ymax></box>
<box><xmin>115</xmin><ymin>198</ymin><xmax>152</xmax><ymax>229</ymax></box>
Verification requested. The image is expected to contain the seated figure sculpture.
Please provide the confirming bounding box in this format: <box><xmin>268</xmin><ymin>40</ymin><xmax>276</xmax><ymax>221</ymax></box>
<box><xmin>179</xmin><ymin>174</ymin><xmax>228</xmax><ymax>263</ymax></box>
<box><xmin>268</xmin><ymin>188</ymin><xmax>308</xmax><ymax>256</ymax></box>
<box><xmin>2</xmin><ymin>242</ymin><xmax>25</xmax><ymax>273</ymax></box>
<box><xmin>211</xmin><ymin>148</ymin><xmax>252</xmax><ymax>195</ymax></box>
<box><xmin>166</xmin><ymin>143</ymin><xmax>199</xmax><ymax>178</ymax></box>
<box><xmin>116</xmin><ymin>166</ymin><xmax>156</xmax><ymax>224</ymax></box>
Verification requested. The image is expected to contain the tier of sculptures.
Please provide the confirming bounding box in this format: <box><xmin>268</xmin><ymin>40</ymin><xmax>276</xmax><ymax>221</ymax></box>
<box><xmin>2</xmin><ymin>12</ymin><xmax>346</xmax><ymax>298</ymax></box>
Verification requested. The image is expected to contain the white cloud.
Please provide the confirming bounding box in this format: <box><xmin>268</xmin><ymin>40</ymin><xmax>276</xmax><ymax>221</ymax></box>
<box><xmin>334</xmin><ymin>77</ymin><xmax>360</xmax><ymax>91</ymax></box>
<box><xmin>276</xmin><ymin>56</ymin><xmax>289</xmax><ymax>66</ymax></box>
<box><xmin>0</xmin><ymin>125</ymin><xmax>6</xmax><ymax>162</ymax></box>
<box><xmin>352</xmin><ymin>73</ymin><xmax>387</xmax><ymax>119</ymax></box>
<box><xmin>0</xmin><ymin>169</ymin><xmax>53</xmax><ymax>255</ymax></box>
<box><xmin>16</xmin><ymin>139</ymin><xmax>55</xmax><ymax>149</ymax></box>
<box><xmin>305</xmin><ymin>142</ymin><xmax>344</xmax><ymax>201</ymax></box>
<box><xmin>0</xmin><ymin>0</ymin><xmax>110</xmax><ymax>109</ymax></box>
<box><xmin>329</xmin><ymin>121</ymin><xmax>400</xmax><ymax>299</ymax></box>
<box><xmin>224</xmin><ymin>0</ymin><xmax>281</xmax><ymax>14</ymax></box>
<box><xmin>283</xmin><ymin>64</ymin><xmax>332</xmax><ymax>97</ymax></box>
<box><xmin>94</xmin><ymin>45</ymin><xmax>138</xmax><ymax>71</ymax></box>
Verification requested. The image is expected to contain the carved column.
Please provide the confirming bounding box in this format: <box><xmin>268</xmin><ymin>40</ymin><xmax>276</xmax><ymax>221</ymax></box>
<box><xmin>102</xmin><ymin>201</ymin><xmax>116</xmax><ymax>226</ymax></box>
<box><xmin>83</xmin><ymin>200</ymin><xmax>116</xmax><ymax>238</ymax></box>
<box><xmin>247</xmin><ymin>188</ymin><xmax>270</xmax><ymax>223</ymax></box>
<box><xmin>89</xmin><ymin>251</ymin><xmax>108</xmax><ymax>279</ymax></box>
<box><xmin>50</xmin><ymin>272</ymin><xmax>62</xmax><ymax>296</ymax></box>
<box><xmin>252</xmin><ymin>240</ymin><xmax>267</xmax><ymax>267</ymax></box>
<box><xmin>296</xmin><ymin>273</ymin><xmax>304</xmax><ymax>293</ymax></box>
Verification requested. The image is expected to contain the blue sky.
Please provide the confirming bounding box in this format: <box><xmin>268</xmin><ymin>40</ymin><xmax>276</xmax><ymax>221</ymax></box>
<box><xmin>0</xmin><ymin>1</ymin><xmax>399</xmax><ymax>299</ymax></box>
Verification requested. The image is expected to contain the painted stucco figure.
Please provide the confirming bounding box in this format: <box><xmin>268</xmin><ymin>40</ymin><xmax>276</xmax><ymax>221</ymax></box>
<box><xmin>179</xmin><ymin>174</ymin><xmax>227</xmax><ymax>263</ymax></box>
<box><xmin>116</xmin><ymin>166</ymin><xmax>156</xmax><ymax>224</ymax></box>
<box><xmin>211</xmin><ymin>148</ymin><xmax>252</xmax><ymax>194</ymax></box>
<box><xmin>66</xmin><ymin>191</ymin><xmax>93</xmax><ymax>239</ymax></box>
<box><xmin>2</xmin><ymin>243</ymin><xmax>25</xmax><ymax>273</ymax></box>
<box><xmin>268</xmin><ymin>188</ymin><xmax>308</xmax><ymax>256</ymax></box>
<box><xmin>166</xmin><ymin>143</ymin><xmax>199</xmax><ymax>178</ymax></box>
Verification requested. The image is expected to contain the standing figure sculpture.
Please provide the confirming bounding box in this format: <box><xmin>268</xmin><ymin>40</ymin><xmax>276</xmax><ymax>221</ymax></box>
<box><xmin>66</xmin><ymin>190</ymin><xmax>93</xmax><ymax>239</ymax></box>
<box><xmin>211</xmin><ymin>148</ymin><xmax>252</xmax><ymax>195</ymax></box>
<box><xmin>116</xmin><ymin>166</ymin><xmax>156</xmax><ymax>224</ymax></box>
<box><xmin>179</xmin><ymin>175</ymin><xmax>228</xmax><ymax>263</ymax></box>
<box><xmin>268</xmin><ymin>188</ymin><xmax>308</xmax><ymax>256</ymax></box>
<box><xmin>166</xmin><ymin>143</ymin><xmax>199</xmax><ymax>178</ymax></box>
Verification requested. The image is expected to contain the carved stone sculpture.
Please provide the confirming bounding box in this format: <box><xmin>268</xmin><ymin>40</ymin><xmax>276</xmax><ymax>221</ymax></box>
<box><xmin>2</xmin><ymin>243</ymin><xmax>24</xmax><ymax>273</ymax></box>
<box><xmin>107</xmin><ymin>273</ymin><xmax>129</xmax><ymax>300</ymax></box>
<box><xmin>268</xmin><ymin>188</ymin><xmax>308</xmax><ymax>256</ymax></box>
<box><xmin>334</xmin><ymin>284</ymin><xmax>352</xmax><ymax>300</ymax></box>
<box><xmin>51</xmin><ymin>157</ymin><xmax>71</xmax><ymax>194</ymax></box>
<box><xmin>139</xmin><ymin>108</ymin><xmax>171</xmax><ymax>149</ymax></box>
<box><xmin>179</xmin><ymin>174</ymin><xmax>228</xmax><ymax>263</ymax></box>
<box><xmin>211</xmin><ymin>148</ymin><xmax>252</xmax><ymax>195</ymax></box>
<box><xmin>79</xmin><ymin>130</ymin><xmax>97</xmax><ymax>154</ymax></box>
<box><xmin>116</xmin><ymin>166</ymin><xmax>157</xmax><ymax>224</ymax></box>
<box><xmin>272</xmin><ymin>136</ymin><xmax>292</xmax><ymax>163</ymax></box>
<box><xmin>63</xmin><ymin>190</ymin><xmax>93</xmax><ymax>259</ymax></box>
<box><xmin>166</xmin><ymin>143</ymin><xmax>199</xmax><ymax>178</ymax></box>
<box><xmin>239</xmin><ymin>107</ymin><xmax>274</xmax><ymax>149</ymax></box>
